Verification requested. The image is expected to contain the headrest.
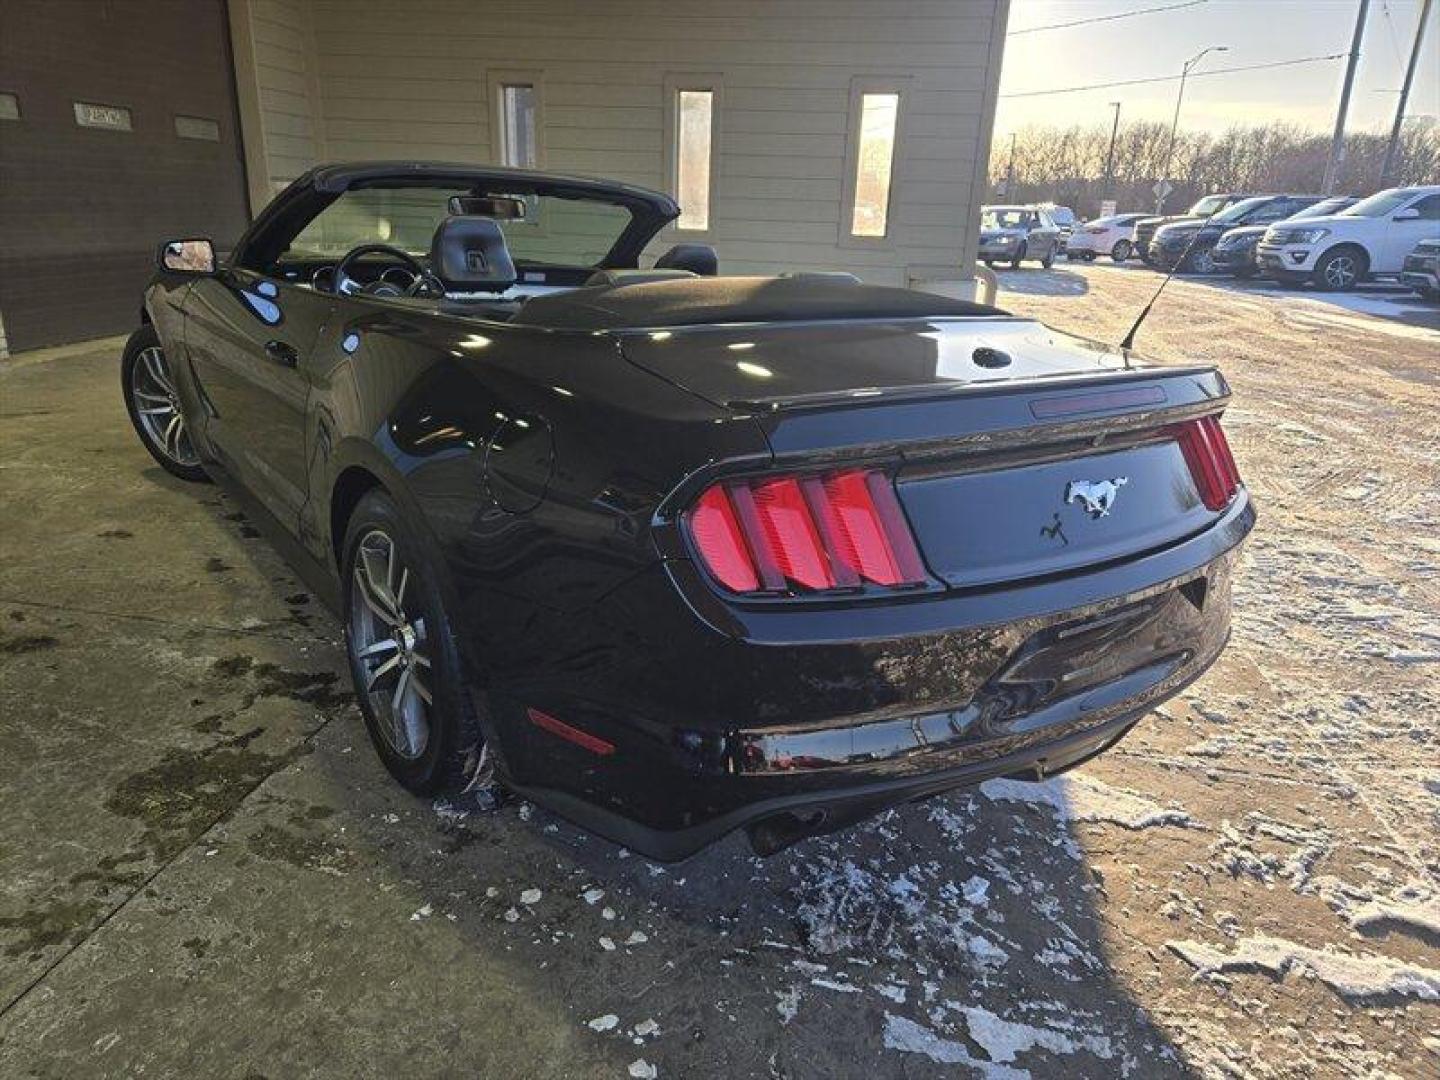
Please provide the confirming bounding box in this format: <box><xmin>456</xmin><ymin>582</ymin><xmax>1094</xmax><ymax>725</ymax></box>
<box><xmin>584</xmin><ymin>268</ymin><xmax>697</xmax><ymax>288</ymax></box>
<box><xmin>429</xmin><ymin>216</ymin><xmax>517</xmax><ymax>292</ymax></box>
<box><xmin>655</xmin><ymin>243</ymin><xmax>718</xmax><ymax>276</ymax></box>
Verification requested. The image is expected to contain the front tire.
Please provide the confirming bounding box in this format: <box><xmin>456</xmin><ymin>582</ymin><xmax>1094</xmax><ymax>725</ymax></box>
<box><xmin>342</xmin><ymin>488</ymin><xmax>483</xmax><ymax>796</ymax></box>
<box><xmin>1111</xmin><ymin>239</ymin><xmax>1132</xmax><ymax>262</ymax></box>
<box><xmin>1313</xmin><ymin>247</ymin><xmax>1366</xmax><ymax>292</ymax></box>
<box><xmin>121</xmin><ymin>326</ymin><xmax>208</xmax><ymax>482</ymax></box>
<box><xmin>1010</xmin><ymin>242</ymin><xmax>1027</xmax><ymax>270</ymax></box>
<box><xmin>1041</xmin><ymin>246</ymin><xmax>1055</xmax><ymax>269</ymax></box>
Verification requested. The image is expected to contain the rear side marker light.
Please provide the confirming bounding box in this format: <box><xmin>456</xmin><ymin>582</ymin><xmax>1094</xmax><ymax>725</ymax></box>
<box><xmin>526</xmin><ymin>707</ymin><xmax>615</xmax><ymax>756</ymax></box>
<box><xmin>1170</xmin><ymin>415</ymin><xmax>1241</xmax><ymax>510</ymax></box>
<box><xmin>685</xmin><ymin>469</ymin><xmax>926</xmax><ymax>595</ymax></box>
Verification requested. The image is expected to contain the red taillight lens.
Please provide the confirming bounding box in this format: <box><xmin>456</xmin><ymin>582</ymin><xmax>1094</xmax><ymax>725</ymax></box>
<box><xmin>688</xmin><ymin>484</ymin><xmax>759</xmax><ymax>592</ymax></box>
<box><xmin>1172</xmin><ymin>415</ymin><xmax>1241</xmax><ymax>510</ymax></box>
<box><xmin>685</xmin><ymin>469</ymin><xmax>926</xmax><ymax>595</ymax></box>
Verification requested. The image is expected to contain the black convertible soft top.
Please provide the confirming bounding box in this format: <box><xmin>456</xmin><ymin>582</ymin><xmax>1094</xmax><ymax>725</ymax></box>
<box><xmin>511</xmin><ymin>275</ymin><xmax>1006</xmax><ymax>331</ymax></box>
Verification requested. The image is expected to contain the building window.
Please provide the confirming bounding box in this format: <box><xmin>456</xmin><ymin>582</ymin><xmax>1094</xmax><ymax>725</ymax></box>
<box><xmin>666</xmin><ymin>75</ymin><xmax>721</xmax><ymax>236</ymax></box>
<box><xmin>0</xmin><ymin>92</ymin><xmax>19</xmax><ymax>121</ymax></box>
<box><xmin>848</xmin><ymin>93</ymin><xmax>900</xmax><ymax>238</ymax></box>
<box><xmin>73</xmin><ymin>101</ymin><xmax>132</xmax><ymax>132</ymax></box>
<box><xmin>499</xmin><ymin>83</ymin><xmax>537</xmax><ymax>168</ymax></box>
<box><xmin>675</xmin><ymin>90</ymin><xmax>714</xmax><ymax>230</ymax></box>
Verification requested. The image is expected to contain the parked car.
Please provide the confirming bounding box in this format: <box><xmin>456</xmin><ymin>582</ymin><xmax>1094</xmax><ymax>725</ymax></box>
<box><xmin>1399</xmin><ymin>237</ymin><xmax>1440</xmax><ymax>300</ymax></box>
<box><xmin>978</xmin><ymin>204</ymin><xmax>1063</xmax><ymax>268</ymax></box>
<box><xmin>1152</xmin><ymin>195</ymin><xmax>1327</xmax><ymax>274</ymax></box>
<box><xmin>1065</xmin><ymin>213</ymin><xmax>1148</xmax><ymax>262</ymax></box>
<box><xmin>1040</xmin><ymin>203</ymin><xmax>1079</xmax><ymax>250</ymax></box>
<box><xmin>121</xmin><ymin>161</ymin><xmax>1253</xmax><ymax>860</ymax></box>
<box><xmin>1134</xmin><ymin>193</ymin><xmax>1255</xmax><ymax>264</ymax></box>
<box><xmin>1211</xmin><ymin>197</ymin><xmax>1358</xmax><ymax>277</ymax></box>
<box><xmin>1256</xmin><ymin>185</ymin><xmax>1440</xmax><ymax>290</ymax></box>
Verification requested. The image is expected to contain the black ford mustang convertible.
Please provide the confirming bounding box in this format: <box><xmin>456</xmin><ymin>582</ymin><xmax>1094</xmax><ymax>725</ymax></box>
<box><xmin>124</xmin><ymin>162</ymin><xmax>1253</xmax><ymax>859</ymax></box>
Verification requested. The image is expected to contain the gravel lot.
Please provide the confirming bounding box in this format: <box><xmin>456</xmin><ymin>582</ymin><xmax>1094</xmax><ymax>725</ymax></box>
<box><xmin>1</xmin><ymin>267</ymin><xmax>1436</xmax><ymax>1079</ymax></box>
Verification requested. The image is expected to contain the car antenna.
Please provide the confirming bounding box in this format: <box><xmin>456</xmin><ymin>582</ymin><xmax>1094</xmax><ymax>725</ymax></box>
<box><xmin>1119</xmin><ymin>208</ymin><xmax>1220</xmax><ymax>353</ymax></box>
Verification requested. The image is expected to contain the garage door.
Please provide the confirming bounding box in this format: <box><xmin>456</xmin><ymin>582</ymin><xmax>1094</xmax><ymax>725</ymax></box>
<box><xmin>0</xmin><ymin>0</ymin><xmax>251</xmax><ymax>352</ymax></box>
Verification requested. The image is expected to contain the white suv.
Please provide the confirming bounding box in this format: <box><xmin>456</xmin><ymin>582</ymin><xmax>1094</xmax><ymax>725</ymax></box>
<box><xmin>1255</xmin><ymin>185</ymin><xmax>1440</xmax><ymax>291</ymax></box>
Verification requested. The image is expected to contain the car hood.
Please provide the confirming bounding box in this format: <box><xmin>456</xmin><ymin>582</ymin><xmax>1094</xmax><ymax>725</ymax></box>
<box><xmin>1268</xmin><ymin>213</ymin><xmax>1357</xmax><ymax>232</ymax></box>
<box><xmin>617</xmin><ymin>318</ymin><xmax>1137</xmax><ymax>410</ymax></box>
<box><xmin>1218</xmin><ymin>225</ymin><xmax>1266</xmax><ymax>242</ymax></box>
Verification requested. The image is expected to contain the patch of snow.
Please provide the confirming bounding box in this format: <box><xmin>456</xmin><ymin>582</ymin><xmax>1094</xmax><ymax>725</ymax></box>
<box><xmin>633</xmin><ymin>1019</ymin><xmax>659</xmax><ymax>1039</ymax></box>
<box><xmin>599</xmin><ymin>936</ymin><xmax>617</xmax><ymax>951</ymax></box>
<box><xmin>1167</xmin><ymin>935</ymin><xmax>1440</xmax><ymax>1001</ymax></box>
<box><xmin>961</xmin><ymin>1005</ymin><xmax>1114</xmax><ymax>1064</ymax></box>
<box><xmin>628</xmin><ymin>1060</ymin><xmax>658</xmax><ymax>1079</ymax></box>
<box><xmin>874</xmin><ymin>982</ymin><xmax>907</xmax><ymax>1003</ymax></box>
<box><xmin>624</xmin><ymin>930</ymin><xmax>649</xmax><ymax>946</ymax></box>
<box><xmin>811</xmin><ymin>976</ymin><xmax>862</xmax><ymax>994</ymax></box>
<box><xmin>582</xmin><ymin>887</ymin><xmax>604</xmax><ymax>905</ymax></box>
<box><xmin>587</xmin><ymin>1014</ymin><xmax>619</xmax><ymax>1032</ymax></box>
<box><xmin>980</xmin><ymin>774</ymin><xmax>1203</xmax><ymax>834</ymax></box>
<box><xmin>882</xmin><ymin>1014</ymin><xmax>1029</xmax><ymax>1079</ymax></box>
<box><xmin>519</xmin><ymin>888</ymin><xmax>542</xmax><ymax>905</ymax></box>
<box><xmin>409</xmin><ymin>903</ymin><xmax>432</xmax><ymax>921</ymax></box>
<box><xmin>775</xmin><ymin>986</ymin><xmax>802</xmax><ymax>1024</ymax></box>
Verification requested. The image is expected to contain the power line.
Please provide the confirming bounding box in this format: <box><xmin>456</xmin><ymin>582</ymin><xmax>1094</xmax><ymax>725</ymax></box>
<box><xmin>1000</xmin><ymin>53</ymin><xmax>1348</xmax><ymax>99</ymax></box>
<box><xmin>1008</xmin><ymin>0</ymin><xmax>1207</xmax><ymax>36</ymax></box>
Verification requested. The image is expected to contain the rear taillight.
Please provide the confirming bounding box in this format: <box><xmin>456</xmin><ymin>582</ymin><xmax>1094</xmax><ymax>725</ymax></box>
<box><xmin>686</xmin><ymin>469</ymin><xmax>926</xmax><ymax>595</ymax></box>
<box><xmin>1171</xmin><ymin>415</ymin><xmax>1241</xmax><ymax>510</ymax></box>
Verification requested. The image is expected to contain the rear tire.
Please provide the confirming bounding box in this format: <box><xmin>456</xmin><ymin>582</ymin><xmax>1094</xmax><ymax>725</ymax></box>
<box><xmin>1312</xmin><ymin>246</ymin><xmax>1367</xmax><ymax>292</ymax></box>
<box><xmin>121</xmin><ymin>326</ymin><xmax>208</xmax><ymax>483</ymax></box>
<box><xmin>341</xmin><ymin>488</ymin><xmax>484</xmax><ymax>797</ymax></box>
<box><xmin>1111</xmin><ymin>239</ymin><xmax>1132</xmax><ymax>262</ymax></box>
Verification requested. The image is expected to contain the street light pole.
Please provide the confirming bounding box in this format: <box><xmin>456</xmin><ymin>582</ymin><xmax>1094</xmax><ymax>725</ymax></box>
<box><xmin>1322</xmin><ymin>0</ymin><xmax>1371</xmax><ymax>194</ymax></box>
<box><xmin>1102</xmin><ymin>101</ymin><xmax>1121</xmax><ymax>202</ymax></box>
<box><xmin>1158</xmin><ymin>45</ymin><xmax>1227</xmax><ymax>212</ymax></box>
<box><xmin>1380</xmin><ymin>0</ymin><xmax>1432</xmax><ymax>186</ymax></box>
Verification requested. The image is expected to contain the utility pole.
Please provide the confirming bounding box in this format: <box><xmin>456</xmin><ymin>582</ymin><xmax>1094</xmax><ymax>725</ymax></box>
<box><xmin>1159</xmin><ymin>45</ymin><xmax>1227</xmax><ymax>212</ymax></box>
<box><xmin>1380</xmin><ymin>0</ymin><xmax>1433</xmax><ymax>186</ymax></box>
<box><xmin>1102</xmin><ymin>101</ymin><xmax>1121</xmax><ymax>201</ymax></box>
<box><xmin>1322</xmin><ymin>0</ymin><xmax>1370</xmax><ymax>194</ymax></box>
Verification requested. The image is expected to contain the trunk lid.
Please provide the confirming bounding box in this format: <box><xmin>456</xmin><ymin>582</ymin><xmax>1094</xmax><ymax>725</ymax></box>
<box><xmin>619</xmin><ymin>317</ymin><xmax>1138</xmax><ymax>412</ymax></box>
<box><xmin>640</xmin><ymin>318</ymin><xmax>1239</xmax><ymax>593</ymax></box>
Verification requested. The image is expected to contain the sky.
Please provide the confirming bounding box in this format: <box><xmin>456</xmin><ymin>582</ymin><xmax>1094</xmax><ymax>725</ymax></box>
<box><xmin>994</xmin><ymin>0</ymin><xmax>1440</xmax><ymax>137</ymax></box>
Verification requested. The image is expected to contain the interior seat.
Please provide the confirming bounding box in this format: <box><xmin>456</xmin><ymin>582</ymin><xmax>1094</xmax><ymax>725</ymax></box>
<box><xmin>655</xmin><ymin>243</ymin><xmax>718</xmax><ymax>276</ymax></box>
<box><xmin>429</xmin><ymin>216</ymin><xmax>517</xmax><ymax>294</ymax></box>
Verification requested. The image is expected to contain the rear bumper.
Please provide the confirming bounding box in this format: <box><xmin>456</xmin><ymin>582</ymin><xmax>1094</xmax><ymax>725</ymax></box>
<box><xmin>478</xmin><ymin>494</ymin><xmax>1255</xmax><ymax>860</ymax></box>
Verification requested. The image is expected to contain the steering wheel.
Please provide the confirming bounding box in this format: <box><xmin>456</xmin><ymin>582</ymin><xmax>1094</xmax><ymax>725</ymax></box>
<box><xmin>333</xmin><ymin>243</ymin><xmax>443</xmax><ymax>299</ymax></box>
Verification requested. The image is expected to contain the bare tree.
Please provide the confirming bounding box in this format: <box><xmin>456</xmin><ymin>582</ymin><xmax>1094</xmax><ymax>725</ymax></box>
<box><xmin>988</xmin><ymin>119</ymin><xmax>1440</xmax><ymax>215</ymax></box>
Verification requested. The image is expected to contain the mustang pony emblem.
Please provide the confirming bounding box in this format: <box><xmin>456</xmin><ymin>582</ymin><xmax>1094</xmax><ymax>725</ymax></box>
<box><xmin>1065</xmin><ymin>477</ymin><xmax>1129</xmax><ymax>519</ymax></box>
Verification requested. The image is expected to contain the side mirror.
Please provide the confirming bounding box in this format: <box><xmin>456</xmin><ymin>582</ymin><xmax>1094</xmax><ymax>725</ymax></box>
<box><xmin>1392</xmin><ymin>208</ymin><xmax>1420</xmax><ymax>221</ymax></box>
<box><xmin>158</xmin><ymin>238</ymin><xmax>217</xmax><ymax>274</ymax></box>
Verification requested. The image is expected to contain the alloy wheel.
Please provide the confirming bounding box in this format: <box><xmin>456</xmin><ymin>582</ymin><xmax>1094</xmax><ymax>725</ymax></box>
<box><xmin>1191</xmin><ymin>249</ymin><xmax>1217</xmax><ymax>275</ymax></box>
<box><xmin>131</xmin><ymin>346</ymin><xmax>199</xmax><ymax>467</ymax></box>
<box><xmin>1324</xmin><ymin>255</ymin><xmax>1357</xmax><ymax>289</ymax></box>
<box><xmin>349</xmin><ymin>528</ymin><xmax>433</xmax><ymax>760</ymax></box>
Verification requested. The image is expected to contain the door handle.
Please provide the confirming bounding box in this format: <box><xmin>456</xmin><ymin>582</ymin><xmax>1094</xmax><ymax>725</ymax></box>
<box><xmin>264</xmin><ymin>340</ymin><xmax>299</xmax><ymax>368</ymax></box>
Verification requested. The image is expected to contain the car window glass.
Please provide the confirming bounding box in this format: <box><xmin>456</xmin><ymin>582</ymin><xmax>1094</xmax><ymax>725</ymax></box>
<box><xmin>284</xmin><ymin>187</ymin><xmax>638</xmax><ymax>268</ymax></box>
<box><xmin>1411</xmin><ymin>194</ymin><xmax>1440</xmax><ymax>220</ymax></box>
<box><xmin>982</xmin><ymin>209</ymin><xmax>1030</xmax><ymax>229</ymax></box>
<box><xmin>1344</xmin><ymin>189</ymin><xmax>1415</xmax><ymax>218</ymax></box>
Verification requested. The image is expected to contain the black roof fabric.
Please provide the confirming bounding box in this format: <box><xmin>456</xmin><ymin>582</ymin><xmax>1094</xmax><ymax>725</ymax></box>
<box><xmin>509</xmin><ymin>275</ymin><xmax>1006</xmax><ymax>331</ymax></box>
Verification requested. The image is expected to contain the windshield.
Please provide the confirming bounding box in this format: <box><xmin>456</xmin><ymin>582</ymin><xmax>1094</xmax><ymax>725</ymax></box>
<box><xmin>1291</xmin><ymin>197</ymin><xmax>1350</xmax><ymax>220</ymax></box>
<box><xmin>1188</xmin><ymin>194</ymin><xmax>1232</xmax><ymax>217</ymax></box>
<box><xmin>286</xmin><ymin>186</ymin><xmax>637</xmax><ymax>267</ymax></box>
<box><xmin>1341</xmin><ymin>189</ymin><xmax>1413</xmax><ymax>218</ymax></box>
<box><xmin>982</xmin><ymin>208</ymin><xmax>1034</xmax><ymax>229</ymax></box>
<box><xmin>1208</xmin><ymin>197</ymin><xmax>1269</xmax><ymax>224</ymax></box>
